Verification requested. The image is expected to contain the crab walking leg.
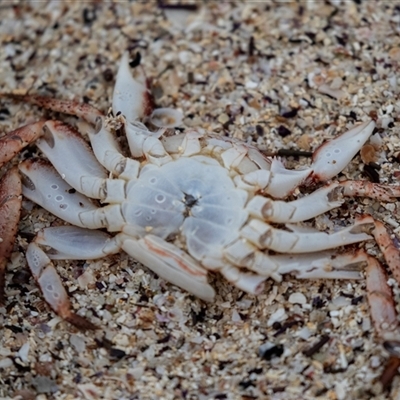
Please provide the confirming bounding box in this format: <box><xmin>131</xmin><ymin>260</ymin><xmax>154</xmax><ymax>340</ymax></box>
<box><xmin>33</xmin><ymin>226</ymin><xmax>121</xmax><ymax>260</ymax></box>
<box><xmin>25</xmin><ymin>227</ymin><xmax>122</xmax><ymax>328</ymax></box>
<box><xmin>0</xmin><ymin>168</ymin><xmax>22</xmax><ymax>304</ymax></box>
<box><xmin>218</xmin><ymin>264</ymin><xmax>266</xmax><ymax>295</ymax></box>
<box><xmin>241</xmin><ymin>218</ymin><xmax>372</xmax><ymax>253</ymax></box>
<box><xmin>370</xmin><ymin>218</ymin><xmax>400</xmax><ymax>285</ymax></box>
<box><xmin>247</xmin><ymin>182</ymin><xmax>344</xmax><ymax>223</ymax></box>
<box><xmin>310</xmin><ymin>120</ymin><xmax>376</xmax><ymax>182</ymax></box>
<box><xmin>0</xmin><ymin>93</ymin><xmax>103</xmax><ymax>125</ymax></box>
<box><xmin>26</xmin><ymin>242</ymin><xmax>97</xmax><ymax>330</ymax></box>
<box><xmin>366</xmin><ymin>257</ymin><xmax>398</xmax><ymax>340</ymax></box>
<box><xmin>340</xmin><ymin>180</ymin><xmax>400</xmax><ymax>202</ymax></box>
<box><xmin>0</xmin><ymin>121</ymin><xmax>46</xmax><ymax>166</ymax></box>
<box><xmin>224</xmin><ymin>239</ymin><xmax>367</xmax><ymax>282</ymax></box>
<box><xmin>119</xmin><ymin>233</ymin><xmax>216</xmax><ymax>301</ymax></box>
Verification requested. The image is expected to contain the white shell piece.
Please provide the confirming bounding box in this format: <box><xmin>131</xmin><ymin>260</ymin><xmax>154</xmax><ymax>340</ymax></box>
<box><xmin>150</xmin><ymin>108</ymin><xmax>183</xmax><ymax>128</ymax></box>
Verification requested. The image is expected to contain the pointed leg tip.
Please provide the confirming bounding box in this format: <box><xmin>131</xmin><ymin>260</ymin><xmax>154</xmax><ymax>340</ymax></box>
<box><xmin>65</xmin><ymin>313</ymin><xmax>98</xmax><ymax>331</ymax></box>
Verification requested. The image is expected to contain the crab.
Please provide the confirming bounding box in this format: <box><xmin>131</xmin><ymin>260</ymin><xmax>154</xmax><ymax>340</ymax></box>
<box><xmin>0</xmin><ymin>53</ymin><xmax>400</xmax><ymax>347</ymax></box>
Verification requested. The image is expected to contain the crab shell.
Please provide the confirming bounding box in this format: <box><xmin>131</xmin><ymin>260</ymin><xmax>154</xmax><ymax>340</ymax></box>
<box><xmin>0</xmin><ymin>53</ymin><xmax>399</xmax><ymax>342</ymax></box>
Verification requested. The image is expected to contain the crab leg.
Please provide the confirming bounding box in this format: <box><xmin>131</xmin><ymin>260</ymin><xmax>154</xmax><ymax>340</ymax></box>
<box><xmin>0</xmin><ymin>168</ymin><xmax>22</xmax><ymax>304</ymax></box>
<box><xmin>26</xmin><ymin>242</ymin><xmax>97</xmax><ymax>330</ymax></box>
<box><xmin>241</xmin><ymin>218</ymin><xmax>372</xmax><ymax>253</ymax></box>
<box><xmin>224</xmin><ymin>238</ymin><xmax>367</xmax><ymax>282</ymax></box>
<box><xmin>0</xmin><ymin>93</ymin><xmax>103</xmax><ymax>125</ymax></box>
<box><xmin>33</xmin><ymin>226</ymin><xmax>120</xmax><ymax>259</ymax></box>
<box><xmin>247</xmin><ymin>182</ymin><xmax>344</xmax><ymax>223</ymax></box>
<box><xmin>120</xmin><ymin>233</ymin><xmax>216</xmax><ymax>301</ymax></box>
<box><xmin>249</xmin><ymin>178</ymin><xmax>400</xmax><ymax>224</ymax></box>
<box><xmin>112</xmin><ymin>53</ymin><xmax>173</xmax><ymax>164</ymax></box>
<box><xmin>112</xmin><ymin>52</ymin><xmax>153</xmax><ymax>123</ymax></box>
<box><xmin>24</xmin><ymin>226</ymin><xmax>123</xmax><ymax>329</ymax></box>
<box><xmin>0</xmin><ymin>121</ymin><xmax>45</xmax><ymax>164</ymax></box>
<box><xmin>340</xmin><ymin>180</ymin><xmax>400</xmax><ymax>202</ymax></box>
<box><xmin>261</xmin><ymin>120</ymin><xmax>376</xmax><ymax>198</ymax></box>
<box><xmin>366</xmin><ymin>256</ymin><xmax>398</xmax><ymax>339</ymax></box>
<box><xmin>371</xmin><ymin>219</ymin><xmax>400</xmax><ymax>284</ymax></box>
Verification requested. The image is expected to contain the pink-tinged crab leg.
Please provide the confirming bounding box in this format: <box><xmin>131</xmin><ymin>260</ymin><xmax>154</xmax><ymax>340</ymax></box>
<box><xmin>0</xmin><ymin>168</ymin><xmax>22</xmax><ymax>304</ymax></box>
<box><xmin>371</xmin><ymin>219</ymin><xmax>400</xmax><ymax>284</ymax></box>
<box><xmin>310</xmin><ymin>120</ymin><xmax>375</xmax><ymax>182</ymax></box>
<box><xmin>340</xmin><ymin>180</ymin><xmax>400</xmax><ymax>202</ymax></box>
<box><xmin>26</xmin><ymin>242</ymin><xmax>97</xmax><ymax>330</ymax></box>
<box><xmin>0</xmin><ymin>121</ymin><xmax>45</xmax><ymax>166</ymax></box>
<box><xmin>248</xmin><ymin>182</ymin><xmax>344</xmax><ymax>223</ymax></box>
<box><xmin>366</xmin><ymin>256</ymin><xmax>398</xmax><ymax>339</ymax></box>
<box><xmin>0</xmin><ymin>93</ymin><xmax>103</xmax><ymax>125</ymax></box>
<box><xmin>241</xmin><ymin>218</ymin><xmax>372</xmax><ymax>253</ymax></box>
<box><xmin>120</xmin><ymin>233</ymin><xmax>216</xmax><ymax>302</ymax></box>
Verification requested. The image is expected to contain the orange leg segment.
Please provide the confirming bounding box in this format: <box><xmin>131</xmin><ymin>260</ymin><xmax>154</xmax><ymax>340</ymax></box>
<box><xmin>0</xmin><ymin>168</ymin><xmax>22</xmax><ymax>304</ymax></box>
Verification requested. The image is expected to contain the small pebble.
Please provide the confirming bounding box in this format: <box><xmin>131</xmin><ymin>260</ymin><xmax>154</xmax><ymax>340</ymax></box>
<box><xmin>288</xmin><ymin>292</ymin><xmax>307</xmax><ymax>305</ymax></box>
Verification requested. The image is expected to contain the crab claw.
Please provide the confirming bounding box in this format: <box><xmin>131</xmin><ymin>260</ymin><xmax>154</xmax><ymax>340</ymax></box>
<box><xmin>112</xmin><ymin>52</ymin><xmax>154</xmax><ymax>123</ymax></box>
<box><xmin>310</xmin><ymin>120</ymin><xmax>375</xmax><ymax>182</ymax></box>
<box><xmin>0</xmin><ymin>168</ymin><xmax>22</xmax><ymax>304</ymax></box>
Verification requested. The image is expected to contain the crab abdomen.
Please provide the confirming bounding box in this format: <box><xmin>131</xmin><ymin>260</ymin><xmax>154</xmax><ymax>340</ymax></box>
<box><xmin>122</xmin><ymin>157</ymin><xmax>249</xmax><ymax>260</ymax></box>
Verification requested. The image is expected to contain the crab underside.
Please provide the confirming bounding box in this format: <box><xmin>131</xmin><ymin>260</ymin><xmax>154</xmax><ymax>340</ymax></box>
<box><xmin>0</xmin><ymin>53</ymin><xmax>399</xmax><ymax>356</ymax></box>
